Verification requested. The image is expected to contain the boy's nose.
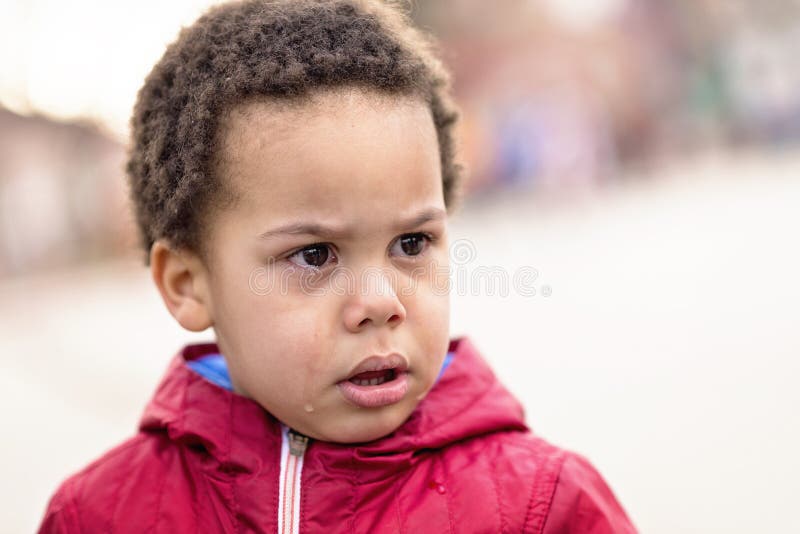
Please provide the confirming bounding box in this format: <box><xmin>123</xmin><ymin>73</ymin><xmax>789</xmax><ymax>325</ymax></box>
<box><xmin>343</xmin><ymin>268</ymin><xmax>407</xmax><ymax>332</ymax></box>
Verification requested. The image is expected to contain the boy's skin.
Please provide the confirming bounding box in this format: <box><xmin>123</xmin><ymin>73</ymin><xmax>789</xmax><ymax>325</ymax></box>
<box><xmin>150</xmin><ymin>87</ymin><xmax>452</xmax><ymax>444</ymax></box>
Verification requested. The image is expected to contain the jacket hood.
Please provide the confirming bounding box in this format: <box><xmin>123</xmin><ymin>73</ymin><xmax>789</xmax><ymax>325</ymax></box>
<box><xmin>139</xmin><ymin>337</ymin><xmax>529</xmax><ymax>475</ymax></box>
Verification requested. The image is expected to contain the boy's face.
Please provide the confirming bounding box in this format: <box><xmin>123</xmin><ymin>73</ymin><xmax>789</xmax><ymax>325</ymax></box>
<box><xmin>202</xmin><ymin>89</ymin><xmax>450</xmax><ymax>443</ymax></box>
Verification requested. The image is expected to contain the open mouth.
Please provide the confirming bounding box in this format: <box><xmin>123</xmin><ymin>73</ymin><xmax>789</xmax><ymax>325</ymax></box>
<box><xmin>337</xmin><ymin>355</ymin><xmax>410</xmax><ymax>408</ymax></box>
<box><xmin>348</xmin><ymin>368</ymin><xmax>398</xmax><ymax>387</ymax></box>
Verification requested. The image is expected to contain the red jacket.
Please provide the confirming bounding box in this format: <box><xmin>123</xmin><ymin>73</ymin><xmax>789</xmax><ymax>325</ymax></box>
<box><xmin>39</xmin><ymin>337</ymin><xmax>636</xmax><ymax>533</ymax></box>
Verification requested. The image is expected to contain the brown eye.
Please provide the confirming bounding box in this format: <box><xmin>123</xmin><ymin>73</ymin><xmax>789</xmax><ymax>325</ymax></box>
<box><xmin>392</xmin><ymin>233</ymin><xmax>430</xmax><ymax>257</ymax></box>
<box><xmin>289</xmin><ymin>244</ymin><xmax>332</xmax><ymax>268</ymax></box>
<box><xmin>302</xmin><ymin>246</ymin><xmax>328</xmax><ymax>266</ymax></box>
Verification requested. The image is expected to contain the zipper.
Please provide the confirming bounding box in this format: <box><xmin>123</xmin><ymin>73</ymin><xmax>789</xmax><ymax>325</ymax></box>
<box><xmin>279</xmin><ymin>425</ymin><xmax>309</xmax><ymax>534</ymax></box>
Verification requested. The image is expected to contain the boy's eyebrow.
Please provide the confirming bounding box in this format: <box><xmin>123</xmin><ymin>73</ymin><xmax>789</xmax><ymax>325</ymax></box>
<box><xmin>257</xmin><ymin>221</ymin><xmax>349</xmax><ymax>240</ymax></box>
<box><xmin>392</xmin><ymin>206</ymin><xmax>446</xmax><ymax>231</ymax></box>
<box><xmin>257</xmin><ymin>207</ymin><xmax>446</xmax><ymax>241</ymax></box>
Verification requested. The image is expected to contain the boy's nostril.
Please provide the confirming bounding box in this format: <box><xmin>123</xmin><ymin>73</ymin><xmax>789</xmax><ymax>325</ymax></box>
<box><xmin>356</xmin><ymin>313</ymin><xmax>400</xmax><ymax>328</ymax></box>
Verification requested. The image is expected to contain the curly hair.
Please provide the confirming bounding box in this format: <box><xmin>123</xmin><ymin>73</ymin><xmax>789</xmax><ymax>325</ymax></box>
<box><xmin>126</xmin><ymin>0</ymin><xmax>462</xmax><ymax>266</ymax></box>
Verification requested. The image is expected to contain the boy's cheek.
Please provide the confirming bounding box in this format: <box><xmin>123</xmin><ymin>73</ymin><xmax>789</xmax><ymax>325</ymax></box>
<box><xmin>401</xmin><ymin>258</ymin><xmax>451</xmax><ymax>297</ymax></box>
<box><xmin>406</xmin><ymin>291</ymin><xmax>450</xmax><ymax>350</ymax></box>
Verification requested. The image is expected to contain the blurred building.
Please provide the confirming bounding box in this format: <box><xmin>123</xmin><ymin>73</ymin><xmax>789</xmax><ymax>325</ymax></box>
<box><xmin>0</xmin><ymin>107</ymin><xmax>133</xmax><ymax>276</ymax></box>
<box><xmin>414</xmin><ymin>0</ymin><xmax>800</xmax><ymax>195</ymax></box>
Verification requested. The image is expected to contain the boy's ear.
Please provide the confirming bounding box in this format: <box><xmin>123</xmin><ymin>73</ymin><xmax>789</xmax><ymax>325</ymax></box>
<box><xmin>150</xmin><ymin>240</ymin><xmax>213</xmax><ymax>332</ymax></box>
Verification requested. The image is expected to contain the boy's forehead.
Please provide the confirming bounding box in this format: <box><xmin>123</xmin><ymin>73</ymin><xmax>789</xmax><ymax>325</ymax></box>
<box><xmin>214</xmin><ymin>89</ymin><xmax>439</xmax><ymax>205</ymax></box>
<box><xmin>209</xmin><ymin>90</ymin><xmax>443</xmax><ymax>228</ymax></box>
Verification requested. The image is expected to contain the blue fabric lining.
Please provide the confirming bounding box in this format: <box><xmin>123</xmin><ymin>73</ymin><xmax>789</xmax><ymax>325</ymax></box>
<box><xmin>438</xmin><ymin>351</ymin><xmax>454</xmax><ymax>380</ymax></box>
<box><xmin>186</xmin><ymin>354</ymin><xmax>233</xmax><ymax>391</ymax></box>
<box><xmin>187</xmin><ymin>351</ymin><xmax>456</xmax><ymax>392</ymax></box>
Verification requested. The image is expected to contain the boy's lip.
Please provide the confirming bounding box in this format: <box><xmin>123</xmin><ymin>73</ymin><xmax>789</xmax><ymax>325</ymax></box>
<box><xmin>338</xmin><ymin>352</ymin><xmax>410</xmax><ymax>408</ymax></box>
<box><xmin>343</xmin><ymin>353</ymin><xmax>409</xmax><ymax>380</ymax></box>
<box><xmin>337</xmin><ymin>373</ymin><xmax>409</xmax><ymax>408</ymax></box>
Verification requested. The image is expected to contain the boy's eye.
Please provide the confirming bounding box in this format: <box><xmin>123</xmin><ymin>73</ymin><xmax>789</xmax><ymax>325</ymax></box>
<box><xmin>288</xmin><ymin>244</ymin><xmax>335</xmax><ymax>268</ymax></box>
<box><xmin>391</xmin><ymin>233</ymin><xmax>431</xmax><ymax>257</ymax></box>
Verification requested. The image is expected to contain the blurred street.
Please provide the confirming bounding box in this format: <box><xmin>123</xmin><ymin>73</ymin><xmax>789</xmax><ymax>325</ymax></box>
<box><xmin>2</xmin><ymin>149</ymin><xmax>799</xmax><ymax>533</ymax></box>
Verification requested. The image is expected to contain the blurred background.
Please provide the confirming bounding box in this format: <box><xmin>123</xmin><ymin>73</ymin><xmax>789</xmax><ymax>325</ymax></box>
<box><xmin>2</xmin><ymin>0</ymin><xmax>799</xmax><ymax>532</ymax></box>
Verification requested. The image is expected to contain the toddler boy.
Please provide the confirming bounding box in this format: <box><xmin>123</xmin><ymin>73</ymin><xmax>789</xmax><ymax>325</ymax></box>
<box><xmin>39</xmin><ymin>1</ymin><xmax>636</xmax><ymax>532</ymax></box>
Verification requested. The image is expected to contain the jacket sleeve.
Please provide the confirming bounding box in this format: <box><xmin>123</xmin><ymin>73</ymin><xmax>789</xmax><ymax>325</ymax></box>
<box><xmin>541</xmin><ymin>453</ymin><xmax>637</xmax><ymax>534</ymax></box>
<box><xmin>37</xmin><ymin>480</ymin><xmax>81</xmax><ymax>534</ymax></box>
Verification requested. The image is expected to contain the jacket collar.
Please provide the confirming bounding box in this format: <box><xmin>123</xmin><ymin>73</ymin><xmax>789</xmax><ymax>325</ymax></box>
<box><xmin>139</xmin><ymin>337</ymin><xmax>528</xmax><ymax>474</ymax></box>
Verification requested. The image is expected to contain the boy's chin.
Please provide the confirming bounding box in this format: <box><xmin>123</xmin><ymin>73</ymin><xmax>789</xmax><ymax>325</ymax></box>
<box><xmin>305</xmin><ymin>407</ymin><xmax>414</xmax><ymax>444</ymax></box>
